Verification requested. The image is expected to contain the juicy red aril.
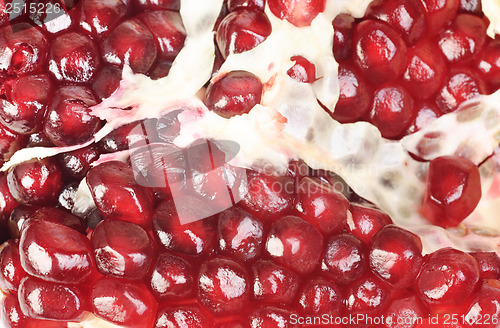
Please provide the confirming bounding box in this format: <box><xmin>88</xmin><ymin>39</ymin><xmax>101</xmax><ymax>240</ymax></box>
<box><xmin>87</xmin><ymin>161</ymin><xmax>155</xmax><ymax>227</ymax></box>
<box><xmin>78</xmin><ymin>0</ymin><xmax>128</xmax><ymax>38</ymax></box>
<box><xmin>25</xmin><ymin>206</ymin><xmax>86</xmax><ymax>234</ymax></box>
<box><xmin>90</xmin><ymin>277</ymin><xmax>157</xmax><ymax>327</ymax></box>
<box><xmin>7</xmin><ymin>158</ymin><xmax>63</xmax><ymax>206</ymax></box>
<box><xmin>101</xmin><ymin>19</ymin><xmax>157</xmax><ymax>74</ymax></box>
<box><xmin>134</xmin><ymin>0</ymin><xmax>181</xmax><ymax>11</ymax></box>
<box><xmin>267</xmin><ymin>0</ymin><xmax>326</xmax><ymax>27</ymax></box>
<box><xmin>459</xmin><ymin>0</ymin><xmax>482</xmax><ymax>13</ymax></box>
<box><xmin>297</xmin><ymin>277</ymin><xmax>341</xmax><ymax>316</ymax></box>
<box><xmin>218</xmin><ymin>207</ymin><xmax>264</xmax><ymax>262</ymax></box>
<box><xmin>367</xmin><ymin>0</ymin><xmax>426</xmax><ymax>45</ymax></box>
<box><xmin>228</xmin><ymin>0</ymin><xmax>266</xmax><ymax>11</ymax></box>
<box><xmin>406</xmin><ymin>102</ymin><xmax>441</xmax><ymax>134</ymax></box>
<box><xmin>27</xmin><ymin>131</ymin><xmax>52</xmax><ymax>148</ymax></box>
<box><xmin>322</xmin><ymin>233</ymin><xmax>367</xmax><ymax>285</ymax></box>
<box><xmin>287</xmin><ymin>56</ymin><xmax>316</xmax><ymax>83</ymax></box>
<box><xmin>332</xmin><ymin>13</ymin><xmax>355</xmax><ymax>61</ymax></box>
<box><xmin>354</xmin><ymin>20</ymin><xmax>407</xmax><ymax>85</ymax></box>
<box><xmin>416</xmin><ymin>247</ymin><xmax>480</xmax><ymax>312</ymax></box>
<box><xmin>198</xmin><ymin>257</ymin><xmax>250</xmax><ymax>315</ymax></box>
<box><xmin>0</xmin><ymin>173</ymin><xmax>18</xmax><ymax>231</ymax></box>
<box><xmin>470</xmin><ymin>251</ymin><xmax>500</xmax><ymax>279</ymax></box>
<box><xmin>420</xmin><ymin>0</ymin><xmax>460</xmax><ymax>35</ymax></box>
<box><xmin>19</xmin><ymin>220</ymin><xmax>94</xmax><ymax>283</ymax></box>
<box><xmin>477</xmin><ymin>38</ymin><xmax>500</xmax><ymax>90</ymax></box>
<box><xmin>205</xmin><ymin>70</ymin><xmax>263</xmax><ymax>118</ymax></box>
<box><xmin>155</xmin><ymin>304</ymin><xmax>214</xmax><ymax>328</ymax></box>
<box><xmin>0</xmin><ymin>74</ymin><xmax>52</xmax><ymax>134</ymax></box>
<box><xmin>383</xmin><ymin>294</ymin><xmax>428</xmax><ymax>328</ymax></box>
<box><xmin>43</xmin><ymin>85</ymin><xmax>100</xmax><ymax>146</ymax></box>
<box><xmin>265</xmin><ymin>215</ymin><xmax>323</xmax><ymax>274</ymax></box>
<box><xmin>18</xmin><ymin>276</ymin><xmax>85</xmax><ymax>321</ymax></box>
<box><xmin>369</xmin><ymin>84</ymin><xmax>414</xmax><ymax>139</ymax></box>
<box><xmin>58</xmin><ymin>145</ymin><xmax>100</xmax><ymax>181</ymax></box>
<box><xmin>248</xmin><ymin>306</ymin><xmax>298</xmax><ymax>328</ymax></box>
<box><xmin>421</xmin><ymin>155</ymin><xmax>481</xmax><ymax>227</ymax></box>
<box><xmin>98</xmin><ymin>119</ymin><xmax>159</xmax><ymax>153</ymax></box>
<box><xmin>437</xmin><ymin>14</ymin><xmax>487</xmax><ymax>63</ymax></box>
<box><xmin>139</xmin><ymin>10</ymin><xmax>186</xmax><ymax>62</ymax></box>
<box><xmin>7</xmin><ymin>205</ymin><xmax>38</xmax><ymax>239</ymax></box>
<box><xmin>216</xmin><ymin>8</ymin><xmax>272</xmax><ymax>58</ymax></box>
<box><xmin>349</xmin><ymin>203</ymin><xmax>393</xmax><ymax>243</ymax></box>
<box><xmin>0</xmin><ymin>123</ymin><xmax>27</xmax><ymax>165</ymax></box>
<box><xmin>150</xmin><ymin>252</ymin><xmax>194</xmax><ymax>301</ymax></box>
<box><xmin>92</xmin><ymin>65</ymin><xmax>122</xmax><ymax>100</ymax></box>
<box><xmin>91</xmin><ymin>219</ymin><xmax>155</xmax><ymax>280</ymax></box>
<box><xmin>0</xmin><ymin>240</ymin><xmax>26</xmax><ymax>294</ymax></box>
<box><xmin>464</xmin><ymin>279</ymin><xmax>500</xmax><ymax>328</ymax></box>
<box><xmin>369</xmin><ymin>225</ymin><xmax>423</xmax><ymax>289</ymax></box>
<box><xmin>48</xmin><ymin>32</ymin><xmax>100</xmax><ymax>83</ymax></box>
<box><xmin>252</xmin><ymin>259</ymin><xmax>299</xmax><ymax>304</ymax></box>
<box><xmin>1</xmin><ymin>294</ymin><xmax>62</xmax><ymax>328</ymax></box>
<box><xmin>344</xmin><ymin>274</ymin><xmax>390</xmax><ymax>316</ymax></box>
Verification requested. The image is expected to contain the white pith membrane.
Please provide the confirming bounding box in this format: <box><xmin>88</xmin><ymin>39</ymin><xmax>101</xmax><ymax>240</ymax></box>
<box><xmin>2</xmin><ymin>0</ymin><xmax>500</xmax><ymax>326</ymax></box>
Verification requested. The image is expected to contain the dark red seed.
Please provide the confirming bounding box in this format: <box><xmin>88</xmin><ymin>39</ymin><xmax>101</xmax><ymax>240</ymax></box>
<box><xmin>248</xmin><ymin>306</ymin><xmax>299</xmax><ymax>328</ymax></box>
<box><xmin>78</xmin><ymin>0</ymin><xmax>128</xmax><ymax>38</ymax></box>
<box><xmin>0</xmin><ymin>240</ymin><xmax>26</xmax><ymax>294</ymax></box>
<box><xmin>349</xmin><ymin>203</ymin><xmax>393</xmax><ymax>244</ymax></box>
<box><xmin>92</xmin><ymin>65</ymin><xmax>123</xmax><ymax>100</ymax></box>
<box><xmin>476</xmin><ymin>38</ymin><xmax>500</xmax><ymax>90</ymax></box>
<box><xmin>332</xmin><ymin>13</ymin><xmax>355</xmax><ymax>61</ymax></box>
<box><xmin>252</xmin><ymin>260</ymin><xmax>299</xmax><ymax>304</ymax></box>
<box><xmin>155</xmin><ymin>304</ymin><xmax>215</xmax><ymax>328</ymax></box>
<box><xmin>0</xmin><ymin>172</ymin><xmax>18</xmax><ymax>228</ymax></box>
<box><xmin>464</xmin><ymin>279</ymin><xmax>500</xmax><ymax>328</ymax></box>
<box><xmin>58</xmin><ymin>145</ymin><xmax>101</xmax><ymax>181</ymax></box>
<box><xmin>1</xmin><ymin>293</ymin><xmax>66</xmax><ymax>328</ymax></box>
<box><xmin>383</xmin><ymin>294</ymin><xmax>429</xmax><ymax>328</ymax></box>
<box><xmin>267</xmin><ymin>0</ymin><xmax>326</xmax><ymax>27</ymax></box>
<box><xmin>287</xmin><ymin>56</ymin><xmax>316</xmax><ymax>83</ymax></box>
<box><xmin>228</xmin><ymin>0</ymin><xmax>265</xmax><ymax>11</ymax></box>
<box><xmin>297</xmin><ymin>277</ymin><xmax>341</xmax><ymax>316</ymax></box>
<box><xmin>344</xmin><ymin>274</ymin><xmax>390</xmax><ymax>316</ymax></box>
<box><xmin>150</xmin><ymin>252</ymin><xmax>195</xmax><ymax>301</ymax></box>
<box><xmin>470</xmin><ymin>252</ymin><xmax>500</xmax><ymax>279</ymax></box>
<box><xmin>420</xmin><ymin>0</ymin><xmax>460</xmax><ymax>35</ymax></box>
<box><xmin>7</xmin><ymin>205</ymin><xmax>38</xmax><ymax>239</ymax></box>
<box><xmin>24</xmin><ymin>206</ymin><xmax>86</xmax><ymax>234</ymax></box>
<box><xmin>0</xmin><ymin>123</ymin><xmax>27</xmax><ymax>166</ymax></box>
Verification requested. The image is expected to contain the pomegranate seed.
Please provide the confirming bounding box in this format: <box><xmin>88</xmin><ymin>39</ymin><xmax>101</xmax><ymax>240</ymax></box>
<box><xmin>7</xmin><ymin>158</ymin><xmax>63</xmax><ymax>206</ymax></box>
<box><xmin>437</xmin><ymin>14</ymin><xmax>487</xmax><ymax>63</ymax></box>
<box><xmin>0</xmin><ymin>74</ymin><xmax>52</xmax><ymax>134</ymax></box>
<box><xmin>248</xmin><ymin>306</ymin><xmax>299</xmax><ymax>328</ymax></box>
<box><xmin>48</xmin><ymin>32</ymin><xmax>100</xmax><ymax>83</ymax></box>
<box><xmin>18</xmin><ymin>276</ymin><xmax>85</xmax><ymax>321</ymax></box>
<box><xmin>86</xmin><ymin>161</ymin><xmax>155</xmax><ymax>227</ymax></box>
<box><xmin>43</xmin><ymin>85</ymin><xmax>100</xmax><ymax>146</ymax></box>
<box><xmin>155</xmin><ymin>304</ymin><xmax>215</xmax><ymax>328</ymax></box>
<box><xmin>90</xmin><ymin>277</ymin><xmax>157</xmax><ymax>327</ymax></box>
<box><xmin>19</xmin><ymin>220</ymin><xmax>94</xmax><ymax>283</ymax></box>
<box><xmin>228</xmin><ymin>0</ymin><xmax>265</xmax><ymax>11</ymax></box>
<box><xmin>332</xmin><ymin>13</ymin><xmax>355</xmax><ymax>61</ymax></box>
<box><xmin>1</xmin><ymin>293</ymin><xmax>62</xmax><ymax>328</ymax></box>
<box><xmin>99</xmin><ymin>119</ymin><xmax>159</xmax><ymax>153</ymax></box>
<box><xmin>85</xmin><ymin>208</ymin><xmax>105</xmax><ymax>230</ymax></box>
<box><xmin>464</xmin><ymin>279</ymin><xmax>500</xmax><ymax>328</ymax></box>
<box><xmin>252</xmin><ymin>259</ymin><xmax>299</xmax><ymax>304</ymax></box>
<box><xmin>354</xmin><ymin>20</ymin><xmax>408</xmax><ymax>85</ymax></box>
<box><xmin>0</xmin><ymin>123</ymin><xmax>27</xmax><ymax>165</ymax></box>
<box><xmin>198</xmin><ymin>257</ymin><xmax>250</xmax><ymax>315</ymax></box>
<box><xmin>420</xmin><ymin>0</ymin><xmax>460</xmax><ymax>35</ymax></box>
<box><xmin>134</xmin><ymin>0</ymin><xmax>180</xmax><ymax>11</ymax></box>
<box><xmin>349</xmin><ymin>203</ymin><xmax>393</xmax><ymax>243</ymax></box>
<box><xmin>402</xmin><ymin>41</ymin><xmax>447</xmax><ymax>100</ymax></box>
<box><xmin>297</xmin><ymin>277</ymin><xmax>341</xmax><ymax>316</ymax></box>
<box><xmin>27</xmin><ymin>131</ymin><xmax>52</xmax><ymax>148</ymax></box>
<box><xmin>344</xmin><ymin>274</ymin><xmax>390</xmax><ymax>316</ymax></box>
<box><xmin>148</xmin><ymin>60</ymin><xmax>172</xmax><ymax>79</ymax></box>
<box><xmin>150</xmin><ymin>252</ymin><xmax>195</xmax><ymax>301</ymax></box>
<box><xmin>101</xmin><ymin>18</ymin><xmax>157</xmax><ymax>73</ymax></box>
<box><xmin>205</xmin><ymin>70</ymin><xmax>263</xmax><ymax>118</ymax></box>
<box><xmin>370</xmin><ymin>225</ymin><xmax>423</xmax><ymax>289</ymax></box>
<box><xmin>92</xmin><ymin>65</ymin><xmax>122</xmax><ymax>100</ymax></box>
<box><xmin>153</xmin><ymin>199</ymin><xmax>216</xmax><ymax>255</ymax></box>
<box><xmin>405</xmin><ymin>102</ymin><xmax>440</xmax><ymax>134</ymax></box>
<box><xmin>24</xmin><ymin>206</ymin><xmax>86</xmax><ymax>234</ymax></box>
<box><xmin>139</xmin><ymin>10</ymin><xmax>186</xmax><ymax>62</ymax></box>
<box><xmin>0</xmin><ymin>173</ymin><xmax>18</xmax><ymax>226</ymax></box>
<box><xmin>216</xmin><ymin>8</ymin><xmax>272</xmax><ymax>58</ymax></box>
<box><xmin>218</xmin><ymin>207</ymin><xmax>264</xmax><ymax>262</ymax></box>
<box><xmin>265</xmin><ymin>215</ymin><xmax>323</xmax><ymax>274</ymax></box>
<box><xmin>287</xmin><ymin>56</ymin><xmax>316</xmax><ymax>83</ymax></box>
<box><xmin>0</xmin><ymin>240</ymin><xmax>26</xmax><ymax>294</ymax></box>
<box><xmin>470</xmin><ymin>252</ymin><xmax>500</xmax><ymax>279</ymax></box>
<box><xmin>459</xmin><ymin>0</ymin><xmax>482</xmax><ymax>13</ymax></box>
<box><xmin>268</xmin><ymin>0</ymin><xmax>326</xmax><ymax>27</ymax></box>
<box><xmin>476</xmin><ymin>38</ymin><xmax>500</xmax><ymax>90</ymax></box>
<box><xmin>7</xmin><ymin>205</ymin><xmax>38</xmax><ymax>239</ymax></box>
<box><xmin>421</xmin><ymin>155</ymin><xmax>481</xmax><ymax>227</ymax></box>
<box><xmin>78</xmin><ymin>0</ymin><xmax>128</xmax><ymax>38</ymax></box>
<box><xmin>322</xmin><ymin>233</ymin><xmax>367</xmax><ymax>285</ymax></box>
<box><xmin>58</xmin><ymin>145</ymin><xmax>100</xmax><ymax>181</ymax></box>
<box><xmin>416</xmin><ymin>247</ymin><xmax>480</xmax><ymax>312</ymax></box>
<box><xmin>0</xmin><ymin>23</ymin><xmax>48</xmax><ymax>75</ymax></box>
<box><xmin>367</xmin><ymin>0</ymin><xmax>427</xmax><ymax>45</ymax></box>
<box><xmin>383</xmin><ymin>294</ymin><xmax>429</xmax><ymax>328</ymax></box>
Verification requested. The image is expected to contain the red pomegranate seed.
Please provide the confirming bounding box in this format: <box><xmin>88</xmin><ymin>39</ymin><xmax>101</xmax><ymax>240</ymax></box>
<box><xmin>470</xmin><ymin>252</ymin><xmax>500</xmax><ymax>279</ymax></box>
<box><xmin>248</xmin><ymin>306</ymin><xmax>299</xmax><ymax>328</ymax></box>
<box><xmin>369</xmin><ymin>225</ymin><xmax>423</xmax><ymax>289</ymax></box>
<box><xmin>78</xmin><ymin>0</ymin><xmax>128</xmax><ymax>38</ymax></box>
<box><xmin>405</xmin><ymin>102</ymin><xmax>440</xmax><ymax>134</ymax></box>
<box><xmin>148</xmin><ymin>60</ymin><xmax>172</xmax><ymax>79</ymax></box>
<box><xmin>1</xmin><ymin>293</ymin><xmax>63</xmax><ymax>328</ymax></box>
<box><xmin>349</xmin><ymin>203</ymin><xmax>393</xmax><ymax>244</ymax></box>
<box><xmin>265</xmin><ymin>215</ymin><xmax>323</xmax><ymax>274</ymax></box>
<box><xmin>155</xmin><ymin>304</ymin><xmax>214</xmax><ymax>328</ymax></box>
<box><xmin>90</xmin><ymin>277</ymin><xmax>157</xmax><ymax>327</ymax></box>
<box><xmin>84</xmin><ymin>208</ymin><xmax>105</xmax><ymax>230</ymax></box>
<box><xmin>228</xmin><ymin>0</ymin><xmax>265</xmax><ymax>11</ymax></box>
<box><xmin>92</xmin><ymin>65</ymin><xmax>122</xmax><ymax>100</ymax></box>
<box><xmin>369</xmin><ymin>84</ymin><xmax>414</xmax><ymax>139</ymax></box>
<box><xmin>43</xmin><ymin>85</ymin><xmax>100</xmax><ymax>146</ymax></box>
<box><xmin>139</xmin><ymin>10</ymin><xmax>186</xmax><ymax>62</ymax></box>
<box><xmin>150</xmin><ymin>252</ymin><xmax>194</xmax><ymax>301</ymax></box>
<box><xmin>48</xmin><ymin>31</ymin><xmax>100</xmax><ymax>83</ymax></box>
<box><xmin>322</xmin><ymin>233</ymin><xmax>367</xmax><ymax>285</ymax></box>
<box><xmin>267</xmin><ymin>0</ymin><xmax>326</xmax><ymax>27</ymax></box>
<box><xmin>7</xmin><ymin>158</ymin><xmax>63</xmax><ymax>206</ymax></box>
<box><xmin>0</xmin><ymin>23</ymin><xmax>48</xmax><ymax>76</ymax></box>
<box><xmin>344</xmin><ymin>274</ymin><xmax>390</xmax><ymax>316</ymax></box>
<box><xmin>383</xmin><ymin>294</ymin><xmax>429</xmax><ymax>328</ymax></box>
<box><xmin>153</xmin><ymin>199</ymin><xmax>216</xmax><ymax>255</ymax></box>
<box><xmin>420</xmin><ymin>0</ymin><xmax>460</xmax><ymax>35</ymax></box>
<box><xmin>216</xmin><ymin>8</ymin><xmax>272</xmax><ymax>58</ymax></box>
<box><xmin>477</xmin><ymin>38</ymin><xmax>500</xmax><ymax>90</ymax></box>
<box><xmin>459</xmin><ymin>0</ymin><xmax>482</xmax><ymax>13</ymax></box>
<box><xmin>99</xmin><ymin>119</ymin><xmax>159</xmax><ymax>153</ymax></box>
<box><xmin>0</xmin><ymin>74</ymin><xmax>52</xmax><ymax>134</ymax></box>
<box><xmin>464</xmin><ymin>279</ymin><xmax>500</xmax><ymax>328</ymax></box>
<box><xmin>58</xmin><ymin>145</ymin><xmax>100</xmax><ymax>181</ymax></box>
<box><xmin>25</xmin><ymin>206</ymin><xmax>86</xmax><ymax>234</ymax></box>
<box><xmin>421</xmin><ymin>155</ymin><xmax>481</xmax><ymax>227</ymax></box>
<box><xmin>198</xmin><ymin>257</ymin><xmax>250</xmax><ymax>315</ymax></box>
<box><xmin>0</xmin><ymin>240</ymin><xmax>26</xmax><ymax>294</ymax></box>
<box><xmin>354</xmin><ymin>20</ymin><xmax>408</xmax><ymax>85</ymax></box>
<box><xmin>437</xmin><ymin>14</ymin><xmax>487</xmax><ymax>63</ymax></box>
<box><xmin>332</xmin><ymin>13</ymin><xmax>355</xmax><ymax>61</ymax></box>
<box><xmin>287</xmin><ymin>56</ymin><xmax>316</xmax><ymax>83</ymax></box>
<box><xmin>205</xmin><ymin>70</ymin><xmax>263</xmax><ymax>118</ymax></box>
<box><xmin>435</xmin><ymin>68</ymin><xmax>487</xmax><ymax>113</ymax></box>
<box><xmin>18</xmin><ymin>276</ymin><xmax>85</xmax><ymax>321</ymax></box>
<box><xmin>86</xmin><ymin>161</ymin><xmax>155</xmax><ymax>227</ymax></box>
<box><xmin>367</xmin><ymin>0</ymin><xmax>426</xmax><ymax>45</ymax></box>
<box><xmin>297</xmin><ymin>277</ymin><xmax>341</xmax><ymax>316</ymax></box>
<box><xmin>252</xmin><ymin>259</ymin><xmax>299</xmax><ymax>304</ymax></box>
<box><xmin>27</xmin><ymin>131</ymin><xmax>52</xmax><ymax>148</ymax></box>
<box><xmin>218</xmin><ymin>207</ymin><xmax>264</xmax><ymax>262</ymax></box>
<box><xmin>91</xmin><ymin>219</ymin><xmax>154</xmax><ymax>280</ymax></box>
<box><xmin>0</xmin><ymin>173</ymin><xmax>18</xmax><ymax>226</ymax></box>
<box><xmin>19</xmin><ymin>220</ymin><xmax>94</xmax><ymax>283</ymax></box>
<box><xmin>101</xmin><ymin>18</ymin><xmax>157</xmax><ymax>74</ymax></box>
<box><xmin>7</xmin><ymin>205</ymin><xmax>38</xmax><ymax>239</ymax></box>
<box><xmin>134</xmin><ymin>0</ymin><xmax>180</xmax><ymax>11</ymax></box>
<box><xmin>402</xmin><ymin>41</ymin><xmax>447</xmax><ymax>100</ymax></box>
<box><xmin>0</xmin><ymin>123</ymin><xmax>27</xmax><ymax>165</ymax></box>
<box><xmin>416</xmin><ymin>247</ymin><xmax>480</xmax><ymax>312</ymax></box>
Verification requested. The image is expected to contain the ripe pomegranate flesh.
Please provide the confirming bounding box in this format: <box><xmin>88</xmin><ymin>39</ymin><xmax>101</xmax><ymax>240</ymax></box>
<box><xmin>0</xmin><ymin>0</ymin><xmax>499</xmax><ymax>327</ymax></box>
